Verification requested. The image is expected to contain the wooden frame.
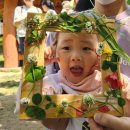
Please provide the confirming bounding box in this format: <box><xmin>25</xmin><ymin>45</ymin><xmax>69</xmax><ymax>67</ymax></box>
<box><xmin>19</xmin><ymin>12</ymin><xmax>128</xmax><ymax>120</ymax></box>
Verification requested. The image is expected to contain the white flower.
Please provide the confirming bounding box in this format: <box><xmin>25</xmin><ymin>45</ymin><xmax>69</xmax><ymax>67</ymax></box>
<box><xmin>96</xmin><ymin>42</ymin><xmax>104</xmax><ymax>55</ymax></box>
<box><xmin>44</xmin><ymin>12</ymin><xmax>58</xmax><ymax>25</ymax></box>
<box><xmin>61</xmin><ymin>98</ymin><xmax>68</xmax><ymax>108</ymax></box>
<box><xmin>20</xmin><ymin>98</ymin><xmax>30</xmax><ymax>105</ymax></box>
<box><xmin>85</xmin><ymin>21</ymin><xmax>93</xmax><ymax>32</ymax></box>
<box><xmin>27</xmin><ymin>53</ymin><xmax>38</xmax><ymax>64</ymax></box>
<box><xmin>83</xmin><ymin>94</ymin><xmax>95</xmax><ymax>107</ymax></box>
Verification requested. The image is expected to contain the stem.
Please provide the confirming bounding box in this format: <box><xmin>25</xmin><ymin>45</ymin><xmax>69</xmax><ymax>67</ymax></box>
<box><xmin>96</xmin><ymin>100</ymin><xmax>123</xmax><ymax>115</ymax></box>
<box><xmin>68</xmin><ymin>104</ymin><xmax>83</xmax><ymax>113</ymax></box>
<box><xmin>27</xmin><ymin>84</ymin><xmax>35</xmax><ymax>98</ymax></box>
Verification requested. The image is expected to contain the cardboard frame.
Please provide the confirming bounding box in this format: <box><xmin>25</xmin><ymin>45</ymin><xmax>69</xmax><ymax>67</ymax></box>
<box><xmin>19</xmin><ymin>12</ymin><xmax>126</xmax><ymax>120</ymax></box>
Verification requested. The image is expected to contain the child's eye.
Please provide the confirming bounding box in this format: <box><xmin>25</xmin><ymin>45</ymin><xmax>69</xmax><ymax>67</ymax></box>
<box><xmin>62</xmin><ymin>47</ymin><xmax>70</xmax><ymax>50</ymax></box>
<box><xmin>82</xmin><ymin>47</ymin><xmax>92</xmax><ymax>51</ymax></box>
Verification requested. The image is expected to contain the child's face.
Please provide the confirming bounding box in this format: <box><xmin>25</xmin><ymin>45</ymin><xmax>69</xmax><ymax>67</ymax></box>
<box><xmin>56</xmin><ymin>33</ymin><xmax>98</xmax><ymax>84</ymax></box>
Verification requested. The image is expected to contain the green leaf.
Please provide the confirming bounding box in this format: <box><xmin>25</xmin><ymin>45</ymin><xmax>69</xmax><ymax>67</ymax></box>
<box><xmin>118</xmin><ymin>97</ymin><xmax>126</xmax><ymax>107</ymax></box>
<box><xmin>111</xmin><ymin>54</ymin><xmax>120</xmax><ymax>62</ymax></box>
<box><xmin>32</xmin><ymin>30</ymin><xmax>38</xmax><ymax>37</ymax></box>
<box><xmin>45</xmin><ymin>103</ymin><xmax>57</xmax><ymax>110</ymax></box>
<box><xmin>25</xmin><ymin>68</ymin><xmax>35</xmax><ymax>83</ymax></box>
<box><xmin>27</xmin><ymin>37</ymin><xmax>33</xmax><ymax>45</ymax></box>
<box><xmin>102</xmin><ymin>60</ymin><xmax>110</xmax><ymax>70</ymax></box>
<box><xmin>45</xmin><ymin>95</ymin><xmax>52</xmax><ymax>102</ymax></box>
<box><xmin>60</xmin><ymin>12</ymin><xmax>71</xmax><ymax>21</ymax></box>
<box><xmin>25</xmin><ymin>66</ymin><xmax>46</xmax><ymax>82</ymax></box>
<box><xmin>111</xmin><ymin>89</ymin><xmax>121</xmax><ymax>98</ymax></box>
<box><xmin>25</xmin><ymin>105</ymin><xmax>37</xmax><ymax>117</ymax></box>
<box><xmin>110</xmin><ymin>63</ymin><xmax>117</xmax><ymax>72</ymax></box>
<box><xmin>35</xmin><ymin>107</ymin><xmax>46</xmax><ymax>120</ymax></box>
<box><xmin>32</xmin><ymin>93</ymin><xmax>42</xmax><ymax>105</ymax></box>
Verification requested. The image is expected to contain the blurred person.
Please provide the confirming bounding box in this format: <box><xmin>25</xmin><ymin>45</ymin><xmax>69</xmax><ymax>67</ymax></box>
<box><xmin>13</xmin><ymin>0</ymin><xmax>42</xmax><ymax>66</ymax></box>
<box><xmin>41</xmin><ymin>0</ymin><xmax>57</xmax><ymax>76</ymax></box>
<box><xmin>41</xmin><ymin>0</ymin><xmax>56</xmax><ymax>14</ymax></box>
<box><xmin>61</xmin><ymin>1</ymin><xmax>74</xmax><ymax>14</ymax></box>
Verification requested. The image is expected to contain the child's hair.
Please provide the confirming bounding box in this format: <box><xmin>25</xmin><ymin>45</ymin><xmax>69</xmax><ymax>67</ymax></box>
<box><xmin>42</xmin><ymin>0</ymin><xmax>55</xmax><ymax>10</ymax></box>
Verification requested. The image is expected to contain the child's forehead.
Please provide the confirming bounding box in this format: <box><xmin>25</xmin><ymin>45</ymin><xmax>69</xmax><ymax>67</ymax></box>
<box><xmin>57</xmin><ymin>32</ymin><xmax>98</xmax><ymax>41</ymax></box>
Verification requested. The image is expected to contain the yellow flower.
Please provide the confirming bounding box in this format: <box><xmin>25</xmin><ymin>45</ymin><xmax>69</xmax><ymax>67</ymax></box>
<box><xmin>103</xmin><ymin>47</ymin><xmax>113</xmax><ymax>55</ymax></box>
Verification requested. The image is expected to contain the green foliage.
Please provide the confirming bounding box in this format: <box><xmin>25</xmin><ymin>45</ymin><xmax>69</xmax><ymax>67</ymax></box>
<box><xmin>25</xmin><ymin>94</ymin><xmax>57</xmax><ymax>119</ymax></box>
<box><xmin>59</xmin><ymin>12</ymin><xmax>86</xmax><ymax>32</ymax></box>
<box><xmin>25</xmin><ymin>105</ymin><xmax>46</xmax><ymax>120</ymax></box>
<box><xmin>102</xmin><ymin>60</ymin><xmax>117</xmax><ymax>72</ymax></box>
<box><xmin>25</xmin><ymin>66</ymin><xmax>46</xmax><ymax>83</ymax></box>
<box><xmin>32</xmin><ymin>93</ymin><xmax>42</xmax><ymax>105</ymax></box>
<box><xmin>45</xmin><ymin>103</ymin><xmax>57</xmax><ymax>110</ymax></box>
<box><xmin>25</xmin><ymin>105</ymin><xmax>37</xmax><ymax>117</ymax></box>
<box><xmin>127</xmin><ymin>0</ymin><xmax>130</xmax><ymax>5</ymax></box>
<box><xmin>102</xmin><ymin>60</ymin><xmax>110</xmax><ymax>70</ymax></box>
<box><xmin>111</xmin><ymin>54</ymin><xmax>120</xmax><ymax>62</ymax></box>
<box><xmin>93</xmin><ymin>15</ymin><xmax>130</xmax><ymax>62</ymax></box>
<box><xmin>35</xmin><ymin>107</ymin><xmax>46</xmax><ymax>120</ymax></box>
<box><xmin>45</xmin><ymin>95</ymin><xmax>52</xmax><ymax>102</ymax></box>
<box><xmin>118</xmin><ymin>97</ymin><xmax>126</xmax><ymax>107</ymax></box>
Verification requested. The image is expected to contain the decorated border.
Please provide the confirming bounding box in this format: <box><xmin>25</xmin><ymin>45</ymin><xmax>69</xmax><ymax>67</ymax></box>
<box><xmin>19</xmin><ymin>12</ymin><xmax>129</xmax><ymax>120</ymax></box>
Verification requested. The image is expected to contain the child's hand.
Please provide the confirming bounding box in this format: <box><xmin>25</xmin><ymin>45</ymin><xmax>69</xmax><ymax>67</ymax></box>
<box><xmin>44</xmin><ymin>45</ymin><xmax>59</xmax><ymax>66</ymax></box>
<box><xmin>88</xmin><ymin>113</ymin><xmax>130</xmax><ymax>130</ymax></box>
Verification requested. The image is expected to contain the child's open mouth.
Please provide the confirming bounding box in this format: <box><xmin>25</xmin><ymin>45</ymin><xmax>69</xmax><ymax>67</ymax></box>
<box><xmin>70</xmin><ymin>66</ymin><xmax>83</xmax><ymax>77</ymax></box>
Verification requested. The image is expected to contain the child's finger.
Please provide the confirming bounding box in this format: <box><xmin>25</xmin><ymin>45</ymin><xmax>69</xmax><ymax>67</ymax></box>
<box><xmin>44</xmin><ymin>46</ymin><xmax>53</xmax><ymax>59</ymax></box>
<box><xmin>50</xmin><ymin>39</ymin><xmax>57</xmax><ymax>57</ymax></box>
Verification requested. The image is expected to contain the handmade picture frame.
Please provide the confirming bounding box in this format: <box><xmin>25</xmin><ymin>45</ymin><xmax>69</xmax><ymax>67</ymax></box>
<box><xmin>19</xmin><ymin>12</ymin><xmax>129</xmax><ymax>120</ymax></box>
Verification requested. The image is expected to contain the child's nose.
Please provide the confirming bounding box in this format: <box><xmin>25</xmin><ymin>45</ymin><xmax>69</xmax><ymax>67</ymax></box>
<box><xmin>71</xmin><ymin>52</ymin><xmax>81</xmax><ymax>61</ymax></box>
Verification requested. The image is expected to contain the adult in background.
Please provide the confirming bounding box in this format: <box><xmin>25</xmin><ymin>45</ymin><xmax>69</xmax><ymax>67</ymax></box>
<box><xmin>13</xmin><ymin>0</ymin><xmax>42</xmax><ymax>66</ymax></box>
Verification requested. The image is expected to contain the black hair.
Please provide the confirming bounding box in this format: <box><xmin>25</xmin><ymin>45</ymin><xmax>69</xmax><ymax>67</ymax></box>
<box><xmin>75</xmin><ymin>0</ymin><xmax>95</xmax><ymax>12</ymax></box>
<box><xmin>42</xmin><ymin>0</ymin><xmax>55</xmax><ymax>10</ymax></box>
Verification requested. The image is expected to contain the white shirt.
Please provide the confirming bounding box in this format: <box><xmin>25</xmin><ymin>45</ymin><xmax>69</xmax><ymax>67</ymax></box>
<box><xmin>13</xmin><ymin>5</ymin><xmax>42</xmax><ymax>37</ymax></box>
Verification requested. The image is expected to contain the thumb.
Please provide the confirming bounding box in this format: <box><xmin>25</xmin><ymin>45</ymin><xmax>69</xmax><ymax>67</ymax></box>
<box><xmin>94</xmin><ymin>113</ymin><xmax>129</xmax><ymax>130</ymax></box>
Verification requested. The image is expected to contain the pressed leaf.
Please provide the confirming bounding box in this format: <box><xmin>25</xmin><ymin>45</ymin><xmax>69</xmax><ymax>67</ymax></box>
<box><xmin>32</xmin><ymin>30</ymin><xmax>38</xmax><ymax>37</ymax></box>
<box><xmin>35</xmin><ymin>107</ymin><xmax>46</xmax><ymax>120</ymax></box>
<box><xmin>111</xmin><ymin>89</ymin><xmax>121</xmax><ymax>98</ymax></box>
<box><xmin>102</xmin><ymin>60</ymin><xmax>110</xmax><ymax>70</ymax></box>
<box><xmin>45</xmin><ymin>95</ymin><xmax>52</xmax><ymax>102</ymax></box>
<box><xmin>25</xmin><ymin>105</ymin><xmax>37</xmax><ymax>117</ymax></box>
<box><xmin>25</xmin><ymin>69</ymin><xmax>35</xmax><ymax>83</ymax></box>
<box><xmin>27</xmin><ymin>37</ymin><xmax>33</xmax><ymax>45</ymax></box>
<box><xmin>32</xmin><ymin>93</ymin><xmax>42</xmax><ymax>105</ymax></box>
<box><xmin>118</xmin><ymin>97</ymin><xmax>126</xmax><ymax>107</ymax></box>
<box><xmin>45</xmin><ymin>103</ymin><xmax>57</xmax><ymax>110</ymax></box>
<box><xmin>110</xmin><ymin>63</ymin><xmax>117</xmax><ymax>72</ymax></box>
<box><xmin>25</xmin><ymin>66</ymin><xmax>46</xmax><ymax>82</ymax></box>
<box><xmin>111</xmin><ymin>54</ymin><xmax>120</xmax><ymax>62</ymax></box>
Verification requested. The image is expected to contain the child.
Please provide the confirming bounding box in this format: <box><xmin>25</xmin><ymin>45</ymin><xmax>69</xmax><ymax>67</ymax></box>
<box><xmin>42</xmin><ymin>32</ymin><xmax>130</xmax><ymax>130</ymax></box>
